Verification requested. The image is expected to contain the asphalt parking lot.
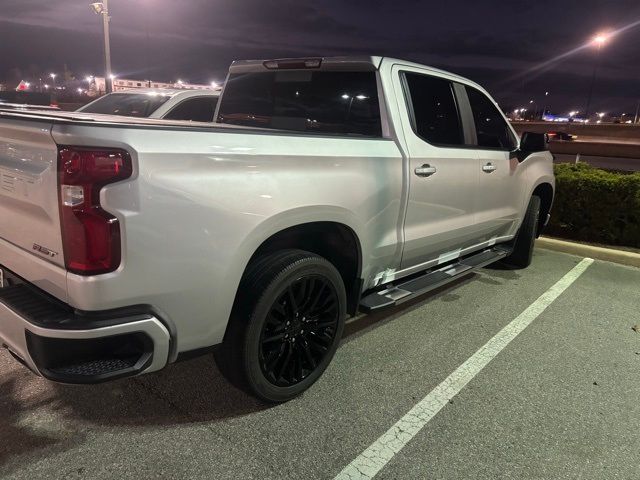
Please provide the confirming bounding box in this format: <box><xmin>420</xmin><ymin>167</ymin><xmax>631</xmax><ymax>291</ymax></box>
<box><xmin>1</xmin><ymin>248</ymin><xmax>639</xmax><ymax>480</ymax></box>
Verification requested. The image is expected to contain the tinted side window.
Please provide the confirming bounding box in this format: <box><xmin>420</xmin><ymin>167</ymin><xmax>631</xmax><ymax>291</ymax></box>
<box><xmin>217</xmin><ymin>71</ymin><xmax>381</xmax><ymax>136</ymax></box>
<box><xmin>163</xmin><ymin>97</ymin><xmax>218</xmax><ymax>122</ymax></box>
<box><xmin>465</xmin><ymin>87</ymin><xmax>516</xmax><ymax>150</ymax></box>
<box><xmin>403</xmin><ymin>72</ymin><xmax>463</xmax><ymax>146</ymax></box>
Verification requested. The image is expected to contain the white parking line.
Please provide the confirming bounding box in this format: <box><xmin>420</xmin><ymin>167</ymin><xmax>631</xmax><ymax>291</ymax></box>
<box><xmin>335</xmin><ymin>257</ymin><xmax>594</xmax><ymax>480</ymax></box>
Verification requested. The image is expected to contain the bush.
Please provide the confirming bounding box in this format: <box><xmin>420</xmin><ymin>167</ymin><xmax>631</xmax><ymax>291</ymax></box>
<box><xmin>546</xmin><ymin>163</ymin><xmax>640</xmax><ymax>248</ymax></box>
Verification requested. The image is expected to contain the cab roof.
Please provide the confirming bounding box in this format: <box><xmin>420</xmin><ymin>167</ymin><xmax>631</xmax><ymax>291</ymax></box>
<box><xmin>228</xmin><ymin>56</ymin><xmax>479</xmax><ymax>87</ymax></box>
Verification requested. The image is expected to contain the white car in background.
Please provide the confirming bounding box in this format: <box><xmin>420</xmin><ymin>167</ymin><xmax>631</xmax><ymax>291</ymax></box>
<box><xmin>77</xmin><ymin>88</ymin><xmax>221</xmax><ymax>122</ymax></box>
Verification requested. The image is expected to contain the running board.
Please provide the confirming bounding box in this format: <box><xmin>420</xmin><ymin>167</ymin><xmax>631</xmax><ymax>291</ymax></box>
<box><xmin>359</xmin><ymin>247</ymin><xmax>509</xmax><ymax>313</ymax></box>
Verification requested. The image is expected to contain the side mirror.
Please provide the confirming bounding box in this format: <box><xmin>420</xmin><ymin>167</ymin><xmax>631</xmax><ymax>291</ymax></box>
<box><xmin>514</xmin><ymin>132</ymin><xmax>548</xmax><ymax>162</ymax></box>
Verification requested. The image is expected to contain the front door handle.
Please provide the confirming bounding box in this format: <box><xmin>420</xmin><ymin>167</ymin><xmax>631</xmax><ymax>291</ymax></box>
<box><xmin>482</xmin><ymin>162</ymin><xmax>497</xmax><ymax>173</ymax></box>
<box><xmin>415</xmin><ymin>164</ymin><xmax>437</xmax><ymax>177</ymax></box>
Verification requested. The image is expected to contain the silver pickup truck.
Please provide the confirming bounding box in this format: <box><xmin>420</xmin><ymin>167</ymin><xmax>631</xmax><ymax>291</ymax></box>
<box><xmin>0</xmin><ymin>56</ymin><xmax>554</xmax><ymax>402</ymax></box>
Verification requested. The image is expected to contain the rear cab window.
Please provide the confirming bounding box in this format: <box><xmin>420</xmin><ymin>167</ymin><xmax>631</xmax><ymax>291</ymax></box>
<box><xmin>217</xmin><ymin>71</ymin><xmax>382</xmax><ymax>136</ymax></box>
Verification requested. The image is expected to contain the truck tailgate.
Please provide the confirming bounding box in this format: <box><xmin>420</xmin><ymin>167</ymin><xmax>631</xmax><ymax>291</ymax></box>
<box><xmin>0</xmin><ymin>116</ymin><xmax>64</xmax><ymax>269</ymax></box>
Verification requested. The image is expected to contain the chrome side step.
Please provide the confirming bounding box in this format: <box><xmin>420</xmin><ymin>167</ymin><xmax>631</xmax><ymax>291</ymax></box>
<box><xmin>359</xmin><ymin>247</ymin><xmax>509</xmax><ymax>313</ymax></box>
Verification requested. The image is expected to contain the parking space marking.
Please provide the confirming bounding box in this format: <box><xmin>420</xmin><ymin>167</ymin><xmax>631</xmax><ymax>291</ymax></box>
<box><xmin>335</xmin><ymin>257</ymin><xmax>594</xmax><ymax>480</ymax></box>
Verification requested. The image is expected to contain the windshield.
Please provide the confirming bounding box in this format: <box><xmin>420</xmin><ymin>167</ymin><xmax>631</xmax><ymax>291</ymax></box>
<box><xmin>79</xmin><ymin>93</ymin><xmax>172</xmax><ymax>117</ymax></box>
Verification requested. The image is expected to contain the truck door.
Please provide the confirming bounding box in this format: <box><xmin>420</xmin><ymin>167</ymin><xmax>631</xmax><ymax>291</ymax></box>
<box><xmin>392</xmin><ymin>66</ymin><xmax>480</xmax><ymax>269</ymax></box>
<box><xmin>463</xmin><ymin>86</ymin><xmax>522</xmax><ymax>241</ymax></box>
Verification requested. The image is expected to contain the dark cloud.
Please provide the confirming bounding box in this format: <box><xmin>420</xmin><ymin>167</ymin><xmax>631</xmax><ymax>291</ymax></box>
<box><xmin>1</xmin><ymin>0</ymin><xmax>639</xmax><ymax>112</ymax></box>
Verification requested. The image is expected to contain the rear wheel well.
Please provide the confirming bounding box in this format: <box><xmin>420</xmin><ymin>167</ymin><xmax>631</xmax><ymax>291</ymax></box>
<box><xmin>532</xmin><ymin>183</ymin><xmax>553</xmax><ymax>237</ymax></box>
<box><xmin>248</xmin><ymin>222</ymin><xmax>362</xmax><ymax>315</ymax></box>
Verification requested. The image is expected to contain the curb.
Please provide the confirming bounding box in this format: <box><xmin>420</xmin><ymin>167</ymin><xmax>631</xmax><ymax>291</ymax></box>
<box><xmin>535</xmin><ymin>237</ymin><xmax>640</xmax><ymax>268</ymax></box>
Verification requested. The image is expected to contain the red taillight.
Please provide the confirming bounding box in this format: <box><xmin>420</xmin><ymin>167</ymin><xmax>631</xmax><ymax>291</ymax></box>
<box><xmin>58</xmin><ymin>147</ymin><xmax>132</xmax><ymax>275</ymax></box>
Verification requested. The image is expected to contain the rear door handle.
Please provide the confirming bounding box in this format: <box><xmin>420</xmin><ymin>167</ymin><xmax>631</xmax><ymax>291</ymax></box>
<box><xmin>482</xmin><ymin>162</ymin><xmax>497</xmax><ymax>173</ymax></box>
<box><xmin>414</xmin><ymin>164</ymin><xmax>437</xmax><ymax>177</ymax></box>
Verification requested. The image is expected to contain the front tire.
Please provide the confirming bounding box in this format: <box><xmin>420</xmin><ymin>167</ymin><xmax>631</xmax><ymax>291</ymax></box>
<box><xmin>503</xmin><ymin>195</ymin><xmax>541</xmax><ymax>268</ymax></box>
<box><xmin>215</xmin><ymin>249</ymin><xmax>346</xmax><ymax>403</ymax></box>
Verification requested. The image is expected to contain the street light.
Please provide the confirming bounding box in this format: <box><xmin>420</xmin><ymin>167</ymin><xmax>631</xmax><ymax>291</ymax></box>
<box><xmin>593</xmin><ymin>34</ymin><xmax>608</xmax><ymax>47</ymax></box>
<box><xmin>90</xmin><ymin>1</ymin><xmax>113</xmax><ymax>93</ymax></box>
<box><xmin>585</xmin><ymin>32</ymin><xmax>610</xmax><ymax>119</ymax></box>
<box><xmin>341</xmin><ymin>93</ymin><xmax>368</xmax><ymax>116</ymax></box>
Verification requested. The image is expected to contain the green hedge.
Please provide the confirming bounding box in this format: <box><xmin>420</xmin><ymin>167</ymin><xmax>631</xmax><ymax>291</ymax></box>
<box><xmin>546</xmin><ymin>163</ymin><xmax>640</xmax><ymax>248</ymax></box>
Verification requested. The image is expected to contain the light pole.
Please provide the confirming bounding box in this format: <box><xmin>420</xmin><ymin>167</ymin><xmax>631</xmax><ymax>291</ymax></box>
<box><xmin>91</xmin><ymin>1</ymin><xmax>113</xmax><ymax>93</ymax></box>
<box><xmin>585</xmin><ymin>33</ymin><xmax>608</xmax><ymax>120</ymax></box>
<box><xmin>529</xmin><ymin>99</ymin><xmax>536</xmax><ymax>120</ymax></box>
<box><xmin>145</xmin><ymin>7</ymin><xmax>151</xmax><ymax>87</ymax></box>
<box><xmin>543</xmin><ymin>91</ymin><xmax>550</xmax><ymax>117</ymax></box>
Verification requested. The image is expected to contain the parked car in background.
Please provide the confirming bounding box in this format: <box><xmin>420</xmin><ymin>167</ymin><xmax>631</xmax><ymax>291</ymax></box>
<box><xmin>77</xmin><ymin>88</ymin><xmax>221</xmax><ymax>122</ymax></box>
<box><xmin>0</xmin><ymin>91</ymin><xmax>53</xmax><ymax>106</ymax></box>
<box><xmin>0</xmin><ymin>56</ymin><xmax>553</xmax><ymax>403</ymax></box>
<box><xmin>547</xmin><ymin>131</ymin><xmax>576</xmax><ymax>141</ymax></box>
<box><xmin>0</xmin><ymin>91</ymin><xmax>59</xmax><ymax>112</ymax></box>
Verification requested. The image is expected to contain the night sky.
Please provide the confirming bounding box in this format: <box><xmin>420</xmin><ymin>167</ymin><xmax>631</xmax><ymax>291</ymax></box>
<box><xmin>1</xmin><ymin>0</ymin><xmax>639</xmax><ymax>114</ymax></box>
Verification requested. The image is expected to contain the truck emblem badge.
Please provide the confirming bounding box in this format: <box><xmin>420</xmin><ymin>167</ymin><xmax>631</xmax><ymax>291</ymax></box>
<box><xmin>32</xmin><ymin>244</ymin><xmax>58</xmax><ymax>258</ymax></box>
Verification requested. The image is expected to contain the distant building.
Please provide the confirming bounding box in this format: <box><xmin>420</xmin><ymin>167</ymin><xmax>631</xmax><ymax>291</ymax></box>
<box><xmin>89</xmin><ymin>77</ymin><xmax>214</xmax><ymax>96</ymax></box>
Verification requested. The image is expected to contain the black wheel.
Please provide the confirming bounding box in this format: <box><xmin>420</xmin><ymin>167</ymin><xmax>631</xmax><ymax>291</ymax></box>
<box><xmin>215</xmin><ymin>249</ymin><xmax>346</xmax><ymax>402</ymax></box>
<box><xmin>503</xmin><ymin>195</ymin><xmax>541</xmax><ymax>268</ymax></box>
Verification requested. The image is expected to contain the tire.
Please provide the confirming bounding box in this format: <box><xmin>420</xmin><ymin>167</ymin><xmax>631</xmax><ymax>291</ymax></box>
<box><xmin>503</xmin><ymin>196</ymin><xmax>541</xmax><ymax>268</ymax></box>
<box><xmin>215</xmin><ymin>249</ymin><xmax>346</xmax><ymax>403</ymax></box>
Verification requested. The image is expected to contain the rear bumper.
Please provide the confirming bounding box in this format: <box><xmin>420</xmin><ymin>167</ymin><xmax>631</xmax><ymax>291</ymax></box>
<box><xmin>0</xmin><ymin>273</ymin><xmax>170</xmax><ymax>384</ymax></box>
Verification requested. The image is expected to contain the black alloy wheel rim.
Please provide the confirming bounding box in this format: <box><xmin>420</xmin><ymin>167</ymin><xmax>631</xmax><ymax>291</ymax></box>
<box><xmin>259</xmin><ymin>274</ymin><xmax>340</xmax><ymax>387</ymax></box>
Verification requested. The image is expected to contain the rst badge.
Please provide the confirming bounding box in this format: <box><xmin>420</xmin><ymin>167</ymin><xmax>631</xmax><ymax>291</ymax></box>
<box><xmin>32</xmin><ymin>243</ymin><xmax>58</xmax><ymax>258</ymax></box>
